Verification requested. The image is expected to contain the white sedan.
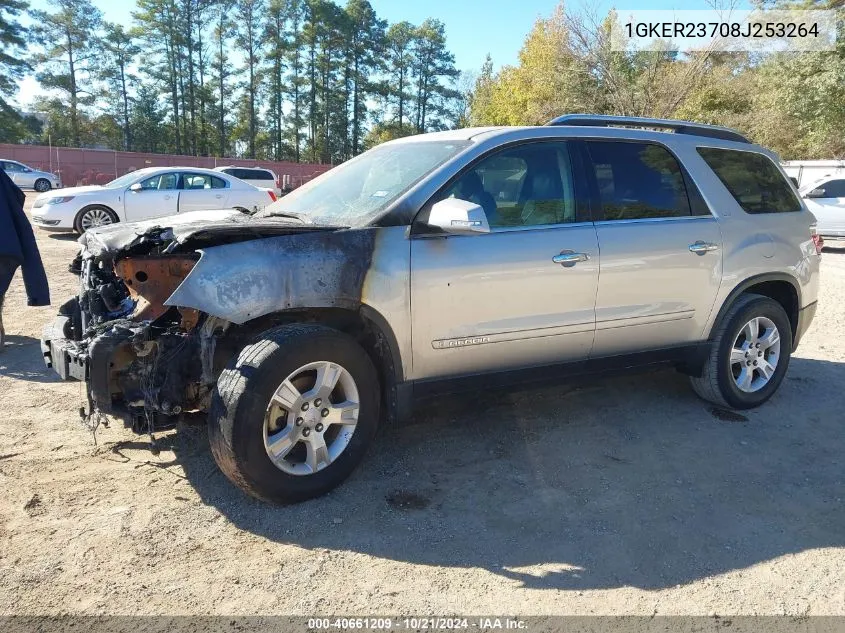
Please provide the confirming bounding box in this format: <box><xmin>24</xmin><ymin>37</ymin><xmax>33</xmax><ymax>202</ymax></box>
<box><xmin>30</xmin><ymin>166</ymin><xmax>278</xmax><ymax>233</ymax></box>
<box><xmin>801</xmin><ymin>176</ymin><xmax>845</xmax><ymax>244</ymax></box>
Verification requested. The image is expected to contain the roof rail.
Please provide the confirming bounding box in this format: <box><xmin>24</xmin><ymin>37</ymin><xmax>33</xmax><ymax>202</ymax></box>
<box><xmin>547</xmin><ymin>114</ymin><xmax>751</xmax><ymax>144</ymax></box>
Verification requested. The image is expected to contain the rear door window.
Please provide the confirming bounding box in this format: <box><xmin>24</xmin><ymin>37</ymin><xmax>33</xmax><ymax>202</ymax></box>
<box><xmin>584</xmin><ymin>141</ymin><xmax>692</xmax><ymax>220</ymax></box>
<box><xmin>182</xmin><ymin>173</ymin><xmax>227</xmax><ymax>189</ymax></box>
<box><xmin>697</xmin><ymin>147</ymin><xmax>801</xmax><ymax>214</ymax></box>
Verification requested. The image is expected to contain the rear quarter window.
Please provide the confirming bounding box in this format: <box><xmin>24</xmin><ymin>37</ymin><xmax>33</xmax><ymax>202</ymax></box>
<box><xmin>698</xmin><ymin>147</ymin><xmax>801</xmax><ymax>214</ymax></box>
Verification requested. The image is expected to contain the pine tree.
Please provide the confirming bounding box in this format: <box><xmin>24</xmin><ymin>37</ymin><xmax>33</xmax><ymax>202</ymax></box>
<box><xmin>29</xmin><ymin>0</ymin><xmax>104</xmax><ymax>148</ymax></box>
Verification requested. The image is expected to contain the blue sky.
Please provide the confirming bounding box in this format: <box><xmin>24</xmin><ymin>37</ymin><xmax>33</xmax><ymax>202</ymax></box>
<box><xmin>16</xmin><ymin>0</ymin><xmax>744</xmax><ymax>106</ymax></box>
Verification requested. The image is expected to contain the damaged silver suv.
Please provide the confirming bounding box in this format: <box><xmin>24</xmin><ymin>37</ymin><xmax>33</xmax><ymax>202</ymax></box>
<box><xmin>41</xmin><ymin>115</ymin><xmax>821</xmax><ymax>503</ymax></box>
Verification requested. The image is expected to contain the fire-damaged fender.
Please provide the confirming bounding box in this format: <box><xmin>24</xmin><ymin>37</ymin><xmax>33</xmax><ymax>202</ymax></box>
<box><xmin>165</xmin><ymin>228</ymin><xmax>378</xmax><ymax>325</ymax></box>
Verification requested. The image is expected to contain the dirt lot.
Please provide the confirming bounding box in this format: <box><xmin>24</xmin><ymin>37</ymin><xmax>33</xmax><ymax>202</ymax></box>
<box><xmin>1</xmin><ymin>192</ymin><xmax>843</xmax><ymax>616</ymax></box>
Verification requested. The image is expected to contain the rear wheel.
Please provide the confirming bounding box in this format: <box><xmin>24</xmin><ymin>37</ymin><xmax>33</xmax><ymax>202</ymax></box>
<box><xmin>690</xmin><ymin>293</ymin><xmax>792</xmax><ymax>409</ymax></box>
<box><xmin>34</xmin><ymin>178</ymin><xmax>51</xmax><ymax>193</ymax></box>
<box><xmin>74</xmin><ymin>206</ymin><xmax>118</xmax><ymax>233</ymax></box>
<box><xmin>208</xmin><ymin>324</ymin><xmax>380</xmax><ymax>503</ymax></box>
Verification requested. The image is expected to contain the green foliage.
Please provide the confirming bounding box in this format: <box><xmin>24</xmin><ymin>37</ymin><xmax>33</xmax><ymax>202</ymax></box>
<box><xmin>469</xmin><ymin>2</ymin><xmax>845</xmax><ymax>159</ymax></box>
<box><xmin>0</xmin><ymin>0</ymin><xmax>30</xmax><ymax>111</ymax></box>
<box><xmin>28</xmin><ymin>0</ymin><xmax>103</xmax><ymax>147</ymax></box>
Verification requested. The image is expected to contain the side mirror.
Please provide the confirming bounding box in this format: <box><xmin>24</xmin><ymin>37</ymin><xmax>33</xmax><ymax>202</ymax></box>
<box><xmin>805</xmin><ymin>188</ymin><xmax>826</xmax><ymax>199</ymax></box>
<box><xmin>129</xmin><ymin>182</ymin><xmax>143</xmax><ymax>192</ymax></box>
<box><xmin>426</xmin><ymin>198</ymin><xmax>490</xmax><ymax>235</ymax></box>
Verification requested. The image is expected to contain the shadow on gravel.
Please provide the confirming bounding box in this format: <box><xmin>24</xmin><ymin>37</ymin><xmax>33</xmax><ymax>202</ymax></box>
<box><xmin>172</xmin><ymin>357</ymin><xmax>844</xmax><ymax>591</ymax></box>
<box><xmin>47</xmin><ymin>233</ymin><xmax>79</xmax><ymax>241</ymax></box>
<box><xmin>0</xmin><ymin>335</ymin><xmax>59</xmax><ymax>383</ymax></box>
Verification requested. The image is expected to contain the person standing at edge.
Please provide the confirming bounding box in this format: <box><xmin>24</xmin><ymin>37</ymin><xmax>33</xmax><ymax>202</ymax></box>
<box><xmin>0</xmin><ymin>168</ymin><xmax>50</xmax><ymax>350</ymax></box>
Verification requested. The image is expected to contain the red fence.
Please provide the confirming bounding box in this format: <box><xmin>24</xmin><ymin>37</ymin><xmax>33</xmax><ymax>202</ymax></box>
<box><xmin>0</xmin><ymin>143</ymin><xmax>332</xmax><ymax>189</ymax></box>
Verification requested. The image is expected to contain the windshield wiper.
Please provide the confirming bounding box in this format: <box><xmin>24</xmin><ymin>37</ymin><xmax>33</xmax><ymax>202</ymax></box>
<box><xmin>257</xmin><ymin>210</ymin><xmax>312</xmax><ymax>223</ymax></box>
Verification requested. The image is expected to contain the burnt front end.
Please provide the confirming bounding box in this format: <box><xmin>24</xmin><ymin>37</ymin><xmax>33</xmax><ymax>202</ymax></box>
<box><xmin>41</xmin><ymin>250</ymin><xmax>215</xmax><ymax>430</ymax></box>
<box><xmin>41</xmin><ymin>215</ymin><xmax>371</xmax><ymax>433</ymax></box>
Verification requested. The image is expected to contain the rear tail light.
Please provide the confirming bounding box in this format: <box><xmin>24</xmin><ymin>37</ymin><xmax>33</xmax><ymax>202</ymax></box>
<box><xmin>811</xmin><ymin>225</ymin><xmax>823</xmax><ymax>254</ymax></box>
<box><xmin>268</xmin><ymin>190</ymin><xmax>277</xmax><ymax>202</ymax></box>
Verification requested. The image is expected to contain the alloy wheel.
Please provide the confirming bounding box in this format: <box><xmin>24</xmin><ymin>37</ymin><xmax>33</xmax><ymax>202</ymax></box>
<box><xmin>263</xmin><ymin>360</ymin><xmax>360</xmax><ymax>476</ymax></box>
<box><xmin>730</xmin><ymin>316</ymin><xmax>781</xmax><ymax>393</ymax></box>
<box><xmin>80</xmin><ymin>208</ymin><xmax>114</xmax><ymax>231</ymax></box>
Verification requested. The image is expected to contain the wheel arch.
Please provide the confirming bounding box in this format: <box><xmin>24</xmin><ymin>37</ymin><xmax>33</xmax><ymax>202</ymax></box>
<box><xmin>710</xmin><ymin>273</ymin><xmax>800</xmax><ymax>346</ymax></box>
<box><xmin>73</xmin><ymin>203</ymin><xmax>120</xmax><ymax>232</ymax></box>
<box><xmin>215</xmin><ymin>305</ymin><xmax>408</xmax><ymax>425</ymax></box>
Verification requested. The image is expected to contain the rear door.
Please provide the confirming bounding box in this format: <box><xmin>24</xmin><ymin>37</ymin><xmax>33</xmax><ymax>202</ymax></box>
<box><xmin>579</xmin><ymin>140</ymin><xmax>723</xmax><ymax>356</ymax></box>
<box><xmin>179</xmin><ymin>172</ymin><xmax>230</xmax><ymax>212</ymax></box>
<box><xmin>805</xmin><ymin>178</ymin><xmax>845</xmax><ymax>237</ymax></box>
<box><xmin>410</xmin><ymin>140</ymin><xmax>599</xmax><ymax>381</ymax></box>
<box><xmin>123</xmin><ymin>172</ymin><xmax>179</xmax><ymax>221</ymax></box>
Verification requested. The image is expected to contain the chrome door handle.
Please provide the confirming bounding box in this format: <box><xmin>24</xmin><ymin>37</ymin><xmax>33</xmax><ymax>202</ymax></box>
<box><xmin>215</xmin><ymin>194</ymin><xmax>223</xmax><ymax>199</ymax></box>
<box><xmin>689</xmin><ymin>240</ymin><xmax>719</xmax><ymax>255</ymax></box>
<box><xmin>552</xmin><ymin>251</ymin><xmax>590</xmax><ymax>266</ymax></box>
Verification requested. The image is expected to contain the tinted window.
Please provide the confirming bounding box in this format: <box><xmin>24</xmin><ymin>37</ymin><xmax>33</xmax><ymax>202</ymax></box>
<box><xmin>182</xmin><ymin>173</ymin><xmax>226</xmax><ymax>189</ymax></box>
<box><xmin>438</xmin><ymin>142</ymin><xmax>577</xmax><ymax>227</ymax></box>
<box><xmin>223</xmin><ymin>168</ymin><xmax>273</xmax><ymax>181</ymax></box>
<box><xmin>698</xmin><ymin>147</ymin><xmax>801</xmax><ymax>214</ymax></box>
<box><xmin>820</xmin><ymin>179</ymin><xmax>845</xmax><ymax>198</ymax></box>
<box><xmin>585</xmin><ymin>141</ymin><xmax>691</xmax><ymax>220</ymax></box>
<box><xmin>242</xmin><ymin>169</ymin><xmax>274</xmax><ymax>180</ymax></box>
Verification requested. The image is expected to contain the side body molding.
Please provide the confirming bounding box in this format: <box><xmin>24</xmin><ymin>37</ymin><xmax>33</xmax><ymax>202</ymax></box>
<box><xmin>165</xmin><ymin>229</ymin><xmax>377</xmax><ymax>324</ymax></box>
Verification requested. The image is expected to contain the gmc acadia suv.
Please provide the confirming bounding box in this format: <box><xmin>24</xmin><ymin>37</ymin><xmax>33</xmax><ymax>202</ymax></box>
<box><xmin>41</xmin><ymin>115</ymin><xmax>821</xmax><ymax>503</ymax></box>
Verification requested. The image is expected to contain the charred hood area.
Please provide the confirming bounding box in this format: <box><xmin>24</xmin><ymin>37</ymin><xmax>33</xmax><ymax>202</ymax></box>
<box><xmin>45</xmin><ymin>215</ymin><xmax>376</xmax><ymax>433</ymax></box>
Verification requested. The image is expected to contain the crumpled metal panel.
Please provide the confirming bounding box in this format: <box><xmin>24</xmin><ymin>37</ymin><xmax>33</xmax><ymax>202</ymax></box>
<box><xmin>114</xmin><ymin>255</ymin><xmax>198</xmax><ymax>322</ymax></box>
<box><xmin>165</xmin><ymin>229</ymin><xmax>377</xmax><ymax>324</ymax></box>
<box><xmin>77</xmin><ymin>211</ymin><xmax>317</xmax><ymax>258</ymax></box>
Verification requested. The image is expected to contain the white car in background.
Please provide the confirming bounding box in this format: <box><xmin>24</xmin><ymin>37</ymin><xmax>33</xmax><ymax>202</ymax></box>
<box><xmin>214</xmin><ymin>165</ymin><xmax>282</xmax><ymax>197</ymax></box>
<box><xmin>31</xmin><ymin>166</ymin><xmax>277</xmax><ymax>233</ymax></box>
<box><xmin>801</xmin><ymin>176</ymin><xmax>845</xmax><ymax>244</ymax></box>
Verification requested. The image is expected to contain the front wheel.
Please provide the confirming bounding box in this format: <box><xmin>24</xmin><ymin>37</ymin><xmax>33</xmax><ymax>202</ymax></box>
<box><xmin>74</xmin><ymin>206</ymin><xmax>118</xmax><ymax>233</ymax></box>
<box><xmin>690</xmin><ymin>293</ymin><xmax>792</xmax><ymax>409</ymax></box>
<box><xmin>34</xmin><ymin>178</ymin><xmax>51</xmax><ymax>193</ymax></box>
<box><xmin>208</xmin><ymin>324</ymin><xmax>380</xmax><ymax>503</ymax></box>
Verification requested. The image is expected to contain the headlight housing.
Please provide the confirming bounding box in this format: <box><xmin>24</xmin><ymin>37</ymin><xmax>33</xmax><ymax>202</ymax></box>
<box><xmin>45</xmin><ymin>196</ymin><xmax>75</xmax><ymax>205</ymax></box>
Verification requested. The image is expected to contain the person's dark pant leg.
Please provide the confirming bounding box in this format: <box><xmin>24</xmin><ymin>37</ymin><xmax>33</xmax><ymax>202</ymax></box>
<box><xmin>0</xmin><ymin>256</ymin><xmax>20</xmax><ymax>349</ymax></box>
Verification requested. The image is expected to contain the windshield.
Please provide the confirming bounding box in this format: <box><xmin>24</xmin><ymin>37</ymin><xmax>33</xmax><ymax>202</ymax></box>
<box><xmin>105</xmin><ymin>172</ymin><xmax>144</xmax><ymax>188</ymax></box>
<box><xmin>257</xmin><ymin>140</ymin><xmax>470</xmax><ymax>225</ymax></box>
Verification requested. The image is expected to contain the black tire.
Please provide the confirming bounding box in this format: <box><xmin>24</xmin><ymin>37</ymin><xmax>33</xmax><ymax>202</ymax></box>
<box><xmin>690</xmin><ymin>293</ymin><xmax>793</xmax><ymax>409</ymax></box>
<box><xmin>34</xmin><ymin>178</ymin><xmax>51</xmax><ymax>193</ymax></box>
<box><xmin>73</xmin><ymin>205</ymin><xmax>119</xmax><ymax>234</ymax></box>
<box><xmin>208</xmin><ymin>324</ymin><xmax>381</xmax><ymax>503</ymax></box>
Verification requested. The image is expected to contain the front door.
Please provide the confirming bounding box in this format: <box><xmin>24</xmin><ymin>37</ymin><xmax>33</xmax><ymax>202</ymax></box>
<box><xmin>410</xmin><ymin>141</ymin><xmax>599</xmax><ymax>381</ymax></box>
<box><xmin>578</xmin><ymin>140</ymin><xmax>723</xmax><ymax>356</ymax></box>
<box><xmin>124</xmin><ymin>172</ymin><xmax>179</xmax><ymax>221</ymax></box>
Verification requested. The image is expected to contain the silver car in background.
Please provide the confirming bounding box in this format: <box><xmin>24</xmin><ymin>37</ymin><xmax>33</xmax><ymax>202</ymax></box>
<box><xmin>0</xmin><ymin>159</ymin><xmax>62</xmax><ymax>192</ymax></box>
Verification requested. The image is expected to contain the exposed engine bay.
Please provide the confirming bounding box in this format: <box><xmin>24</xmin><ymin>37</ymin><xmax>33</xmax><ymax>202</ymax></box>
<box><xmin>40</xmin><ymin>212</ymin><xmax>369</xmax><ymax>433</ymax></box>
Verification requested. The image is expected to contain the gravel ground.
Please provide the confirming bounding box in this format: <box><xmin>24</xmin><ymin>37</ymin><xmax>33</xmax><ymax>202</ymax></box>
<box><xmin>0</xmin><ymin>192</ymin><xmax>843</xmax><ymax>616</ymax></box>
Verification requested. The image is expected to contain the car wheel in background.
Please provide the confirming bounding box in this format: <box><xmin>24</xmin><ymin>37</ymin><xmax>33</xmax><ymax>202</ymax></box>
<box><xmin>34</xmin><ymin>178</ymin><xmax>51</xmax><ymax>193</ymax></box>
<box><xmin>690</xmin><ymin>293</ymin><xmax>792</xmax><ymax>409</ymax></box>
<box><xmin>74</xmin><ymin>206</ymin><xmax>119</xmax><ymax>233</ymax></box>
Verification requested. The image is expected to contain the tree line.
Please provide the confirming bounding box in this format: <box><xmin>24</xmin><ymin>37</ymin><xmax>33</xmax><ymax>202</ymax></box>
<box><xmin>0</xmin><ymin>0</ymin><xmax>464</xmax><ymax>163</ymax></box>
<box><xmin>467</xmin><ymin>1</ymin><xmax>845</xmax><ymax>160</ymax></box>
